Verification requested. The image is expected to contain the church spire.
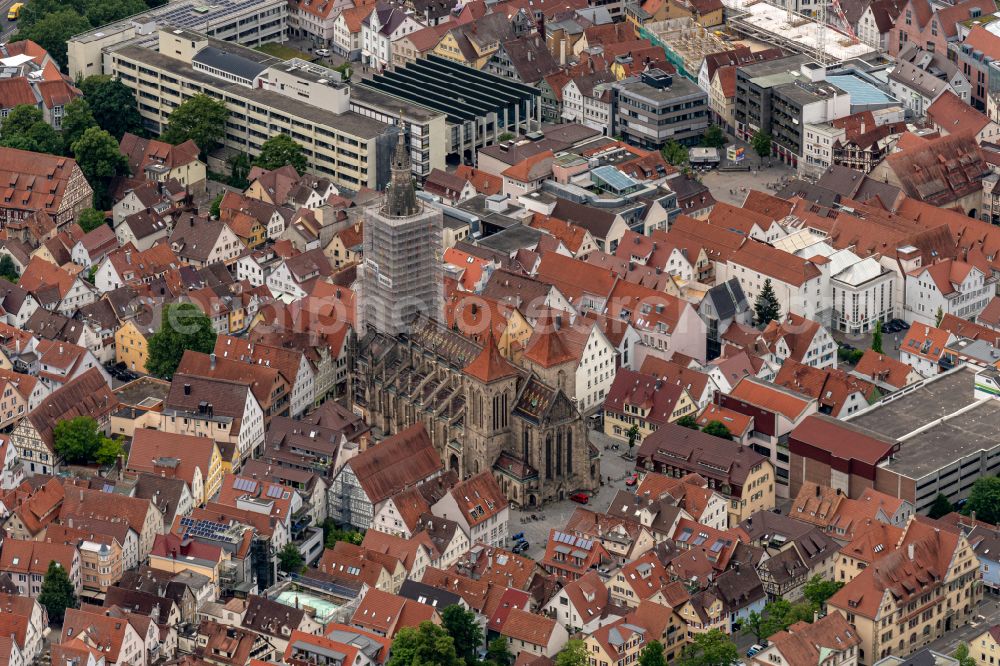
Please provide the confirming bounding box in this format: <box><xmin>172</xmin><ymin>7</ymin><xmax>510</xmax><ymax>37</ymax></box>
<box><xmin>383</xmin><ymin>114</ymin><xmax>419</xmax><ymax>218</ymax></box>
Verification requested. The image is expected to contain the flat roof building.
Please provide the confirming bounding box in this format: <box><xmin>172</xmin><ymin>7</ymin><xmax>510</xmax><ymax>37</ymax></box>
<box><xmin>68</xmin><ymin>0</ymin><xmax>287</xmax><ymax>79</ymax></box>
<box><xmin>612</xmin><ymin>70</ymin><xmax>709</xmax><ymax>149</ymax></box>
<box><xmin>359</xmin><ymin>55</ymin><xmax>541</xmax><ymax>165</ymax></box>
<box><xmin>106</xmin><ymin>28</ymin><xmax>394</xmax><ymax>191</ymax></box>
<box><xmin>790</xmin><ymin>366</ymin><xmax>1000</xmax><ymax>512</ymax></box>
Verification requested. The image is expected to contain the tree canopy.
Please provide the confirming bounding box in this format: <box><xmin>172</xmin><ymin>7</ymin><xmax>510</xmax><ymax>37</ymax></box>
<box><xmin>701</xmin><ymin>420</ymin><xmax>732</xmax><ymax>440</ymax></box>
<box><xmin>555</xmin><ymin>639</ymin><xmax>589</xmax><ymax>666</ymax></box>
<box><xmin>750</xmin><ymin>131</ymin><xmax>772</xmax><ymax>159</ymax></box>
<box><xmin>638</xmin><ymin>640</ymin><xmax>668</xmax><ymax>666</ymax></box>
<box><xmin>661</xmin><ymin>139</ymin><xmax>688</xmax><ymax>166</ymax></box>
<box><xmin>486</xmin><ymin>638</ymin><xmax>513</xmax><ymax>666</ymax></box>
<box><xmin>61</xmin><ymin>99</ymin><xmax>99</xmax><ymax>155</ymax></box>
<box><xmin>38</xmin><ymin>560</ymin><xmax>78</xmax><ymax>623</ymax></box>
<box><xmin>0</xmin><ymin>105</ymin><xmax>61</xmax><ymax>154</ymax></box>
<box><xmin>676</xmin><ymin>630</ymin><xmax>738</xmax><ymax>666</ymax></box>
<box><xmin>966</xmin><ymin>476</ymin><xmax>1000</xmax><ymax>524</ymax></box>
<box><xmin>253</xmin><ymin>134</ymin><xmax>308</xmax><ymax>173</ymax></box>
<box><xmin>53</xmin><ymin>416</ymin><xmax>120</xmax><ymax>465</ymax></box>
<box><xmin>955</xmin><ymin>643</ymin><xmax>976</xmax><ymax>666</ymax></box>
<box><xmin>161</xmin><ymin>94</ymin><xmax>228</xmax><ymax>157</ymax></box>
<box><xmin>277</xmin><ymin>542</ymin><xmax>304</xmax><ymax>573</ymax></box>
<box><xmin>702</xmin><ymin>125</ymin><xmax>726</xmax><ymax>149</ymax></box>
<box><xmin>78</xmin><ymin>208</ymin><xmax>107</xmax><ymax>233</ymax></box>
<box><xmin>441</xmin><ymin>605</ymin><xmax>482</xmax><ymax>666</ymax></box>
<box><xmin>754</xmin><ymin>278</ymin><xmax>781</xmax><ymax>325</ymax></box>
<box><xmin>677</xmin><ymin>414</ymin><xmax>699</xmax><ymax>430</ymax></box>
<box><xmin>802</xmin><ymin>575</ymin><xmax>844</xmax><ymax>609</ymax></box>
<box><xmin>871</xmin><ymin>320</ymin><xmax>883</xmax><ymax>354</ymax></box>
<box><xmin>0</xmin><ymin>256</ymin><xmax>18</xmax><ymax>283</ymax></box>
<box><xmin>146</xmin><ymin>303</ymin><xmax>217</xmax><ymax>379</ymax></box>
<box><xmin>71</xmin><ymin>127</ymin><xmax>129</xmax><ymax>209</ymax></box>
<box><xmin>387</xmin><ymin>621</ymin><xmax>463</xmax><ymax>666</ymax></box>
<box><xmin>928</xmin><ymin>493</ymin><xmax>953</xmax><ymax>519</ymax></box>
<box><xmin>78</xmin><ymin>76</ymin><xmax>144</xmax><ymax>140</ymax></box>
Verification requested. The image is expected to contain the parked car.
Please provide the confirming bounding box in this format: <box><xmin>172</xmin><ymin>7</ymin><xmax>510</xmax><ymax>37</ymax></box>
<box><xmin>512</xmin><ymin>532</ymin><xmax>524</xmax><ymax>541</ymax></box>
<box><xmin>513</xmin><ymin>541</ymin><xmax>529</xmax><ymax>554</ymax></box>
<box><xmin>747</xmin><ymin>645</ymin><xmax>765</xmax><ymax>658</ymax></box>
<box><xmin>315</xmin><ymin>48</ymin><xmax>331</xmax><ymax>57</ymax></box>
<box><xmin>570</xmin><ymin>492</ymin><xmax>589</xmax><ymax>504</ymax></box>
<box><xmin>625</xmin><ymin>473</ymin><xmax>639</xmax><ymax>487</ymax></box>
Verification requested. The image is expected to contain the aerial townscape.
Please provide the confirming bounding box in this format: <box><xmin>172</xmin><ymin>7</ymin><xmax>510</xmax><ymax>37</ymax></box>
<box><xmin>3</xmin><ymin>0</ymin><xmax>1000</xmax><ymax>663</ymax></box>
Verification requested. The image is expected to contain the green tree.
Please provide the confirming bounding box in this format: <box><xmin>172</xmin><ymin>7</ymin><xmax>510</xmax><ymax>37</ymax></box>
<box><xmin>742</xmin><ymin>610</ymin><xmax>772</xmax><ymax>643</ymax></box>
<box><xmin>955</xmin><ymin>643</ymin><xmax>976</xmax><ymax>666</ymax></box>
<box><xmin>37</xmin><ymin>560</ymin><xmax>78</xmax><ymax>623</ymax></box>
<box><xmin>802</xmin><ymin>575</ymin><xmax>843</xmax><ymax>609</ymax></box>
<box><xmin>702</xmin><ymin>125</ymin><xmax>726</xmax><ymax>149</ymax></box>
<box><xmin>701</xmin><ymin>420</ymin><xmax>732</xmax><ymax>440</ymax></box>
<box><xmin>928</xmin><ymin>493</ymin><xmax>954</xmax><ymax>519</ymax></box>
<box><xmin>321</xmin><ymin>519</ymin><xmax>364</xmax><ymax>547</ymax></box>
<box><xmin>16</xmin><ymin>9</ymin><xmax>91</xmax><ymax>71</ymax></box>
<box><xmin>441</xmin><ymin>605</ymin><xmax>482</xmax><ymax>666</ymax></box>
<box><xmin>751</xmin><ymin>130</ymin><xmax>772</xmax><ymax>159</ymax></box>
<box><xmin>638</xmin><ymin>640</ymin><xmax>668</xmax><ymax>666</ymax></box>
<box><xmin>627</xmin><ymin>423</ymin><xmax>640</xmax><ymax>454</ymax></box>
<box><xmin>61</xmin><ymin>99</ymin><xmax>98</xmax><ymax>155</ymax></box>
<box><xmin>555</xmin><ymin>639</ymin><xmax>588</xmax><ymax>666</ymax></box>
<box><xmin>332</xmin><ymin>61</ymin><xmax>352</xmax><ymax>81</ymax></box>
<box><xmin>486</xmin><ymin>638</ymin><xmax>513</xmax><ymax>666</ymax></box>
<box><xmin>53</xmin><ymin>416</ymin><xmax>114</xmax><ymax>464</ymax></box>
<box><xmin>71</xmin><ymin>127</ymin><xmax>129</xmax><ymax>208</ymax></box>
<box><xmin>1</xmin><ymin>105</ymin><xmax>45</xmax><ymax>138</ymax></box>
<box><xmin>0</xmin><ymin>104</ymin><xmax>61</xmax><ymax>154</ymax></box>
<box><xmin>871</xmin><ymin>320</ymin><xmax>883</xmax><ymax>354</ymax></box>
<box><xmin>94</xmin><ymin>436</ymin><xmax>124</xmax><ymax>466</ymax></box>
<box><xmin>78</xmin><ymin>76</ymin><xmax>144</xmax><ymax>140</ymax></box>
<box><xmin>388</xmin><ymin>621</ymin><xmax>463</xmax><ymax>666</ymax></box>
<box><xmin>82</xmin><ymin>0</ymin><xmax>145</xmax><ymax>28</ymax></box>
<box><xmin>676</xmin><ymin>630</ymin><xmax>738</xmax><ymax>666</ymax></box>
<box><xmin>966</xmin><ymin>476</ymin><xmax>1000</xmax><ymax>524</ymax></box>
<box><xmin>77</xmin><ymin>208</ymin><xmax>107</xmax><ymax>233</ymax></box>
<box><xmin>0</xmin><ymin>255</ymin><xmax>18</xmax><ymax>283</ymax></box>
<box><xmin>161</xmin><ymin>94</ymin><xmax>228</xmax><ymax>158</ymax></box>
<box><xmin>254</xmin><ymin>133</ymin><xmax>308</xmax><ymax>173</ymax></box>
<box><xmin>227</xmin><ymin>152</ymin><xmax>251</xmax><ymax>189</ymax></box>
<box><xmin>754</xmin><ymin>278</ymin><xmax>781</xmax><ymax>325</ymax></box>
<box><xmin>677</xmin><ymin>414</ymin><xmax>699</xmax><ymax>430</ymax></box>
<box><xmin>935</xmin><ymin>306</ymin><xmax>944</xmax><ymax>327</ymax></box>
<box><xmin>661</xmin><ymin>139</ymin><xmax>688</xmax><ymax>166</ymax></box>
<box><xmin>146</xmin><ymin>302</ymin><xmax>217</xmax><ymax>379</ymax></box>
<box><xmin>210</xmin><ymin>193</ymin><xmax>224</xmax><ymax>219</ymax></box>
<box><xmin>277</xmin><ymin>542</ymin><xmax>305</xmax><ymax>573</ymax></box>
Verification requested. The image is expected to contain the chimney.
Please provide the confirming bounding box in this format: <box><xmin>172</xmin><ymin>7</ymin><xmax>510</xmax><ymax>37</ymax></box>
<box><xmin>907</xmin><ymin>543</ymin><xmax>914</xmax><ymax>560</ymax></box>
<box><xmin>210</xmin><ymin>353</ymin><xmax>216</xmax><ymax>370</ymax></box>
<box><xmin>183</xmin><ymin>383</ymin><xmax>191</xmax><ymax>395</ymax></box>
<box><xmin>125</xmin><ymin>250</ymin><xmax>132</xmax><ymax>265</ymax></box>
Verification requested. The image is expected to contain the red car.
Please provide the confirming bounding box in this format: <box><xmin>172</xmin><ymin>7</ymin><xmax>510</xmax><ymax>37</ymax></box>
<box><xmin>570</xmin><ymin>492</ymin><xmax>589</xmax><ymax>504</ymax></box>
<box><xmin>625</xmin><ymin>473</ymin><xmax>639</xmax><ymax>487</ymax></box>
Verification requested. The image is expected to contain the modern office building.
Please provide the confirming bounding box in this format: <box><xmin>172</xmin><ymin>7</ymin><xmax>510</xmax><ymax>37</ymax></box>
<box><xmin>106</xmin><ymin>28</ymin><xmax>395</xmax><ymax>191</ymax></box>
<box><xmin>734</xmin><ymin>54</ymin><xmax>815</xmax><ymax>141</ymax></box>
<box><xmin>68</xmin><ymin>0</ymin><xmax>287</xmax><ymax>79</ymax></box>
<box><xmin>612</xmin><ymin>69</ymin><xmax>709</xmax><ymax>148</ymax></box>
<box><xmin>359</xmin><ymin>55</ymin><xmax>542</xmax><ymax>165</ymax></box>
<box><xmin>362</xmin><ymin>125</ymin><xmax>443</xmax><ymax>336</ymax></box>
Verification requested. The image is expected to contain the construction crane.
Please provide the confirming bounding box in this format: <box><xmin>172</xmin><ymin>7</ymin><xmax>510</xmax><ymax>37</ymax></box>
<box><xmin>828</xmin><ymin>0</ymin><xmax>860</xmax><ymax>43</ymax></box>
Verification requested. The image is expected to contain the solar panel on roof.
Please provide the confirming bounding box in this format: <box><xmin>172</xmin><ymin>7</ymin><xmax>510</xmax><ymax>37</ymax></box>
<box><xmin>266</xmin><ymin>485</ymin><xmax>283</xmax><ymax>499</ymax></box>
<box><xmin>710</xmin><ymin>541</ymin><xmax>725</xmax><ymax>553</ymax></box>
